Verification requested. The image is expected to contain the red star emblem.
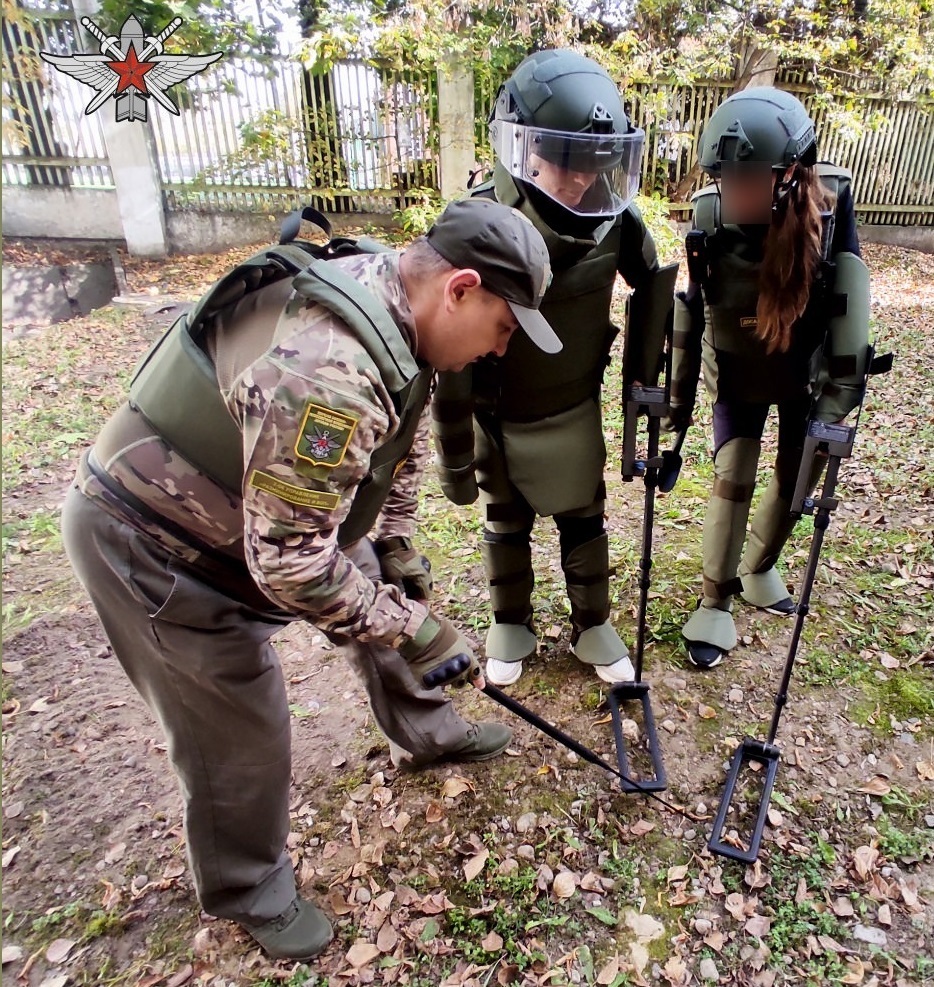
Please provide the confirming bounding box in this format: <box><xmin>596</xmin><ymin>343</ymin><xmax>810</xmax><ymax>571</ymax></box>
<box><xmin>106</xmin><ymin>43</ymin><xmax>155</xmax><ymax>94</ymax></box>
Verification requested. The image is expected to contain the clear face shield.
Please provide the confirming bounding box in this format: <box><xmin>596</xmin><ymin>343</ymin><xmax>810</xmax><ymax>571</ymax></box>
<box><xmin>491</xmin><ymin>119</ymin><xmax>645</xmax><ymax>218</ymax></box>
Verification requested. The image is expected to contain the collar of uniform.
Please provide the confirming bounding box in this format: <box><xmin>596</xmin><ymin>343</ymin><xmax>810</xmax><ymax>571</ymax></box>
<box><xmin>492</xmin><ymin>164</ymin><xmax>615</xmax><ymax>267</ymax></box>
<box><xmin>328</xmin><ymin>251</ymin><xmax>419</xmax><ymax>357</ymax></box>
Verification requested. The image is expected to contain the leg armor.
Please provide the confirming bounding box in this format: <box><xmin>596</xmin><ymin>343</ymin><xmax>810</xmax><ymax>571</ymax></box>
<box><xmin>475</xmin><ymin>418</ymin><xmax>538</xmax><ymax>665</ymax></box>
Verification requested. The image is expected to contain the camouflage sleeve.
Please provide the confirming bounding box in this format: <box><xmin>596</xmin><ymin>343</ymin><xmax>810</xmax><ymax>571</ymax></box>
<box><xmin>374</xmin><ymin>402</ymin><xmax>431</xmax><ymax>540</ymax></box>
<box><xmin>233</xmin><ymin>329</ymin><xmax>428</xmax><ymax>647</ymax></box>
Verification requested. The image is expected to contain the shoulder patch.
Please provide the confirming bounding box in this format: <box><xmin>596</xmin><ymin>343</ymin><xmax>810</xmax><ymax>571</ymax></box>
<box><xmin>295</xmin><ymin>402</ymin><xmax>358</xmax><ymax>468</ymax></box>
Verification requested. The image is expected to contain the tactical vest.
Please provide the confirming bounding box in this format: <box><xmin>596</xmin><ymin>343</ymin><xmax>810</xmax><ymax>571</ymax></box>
<box><xmin>127</xmin><ymin>209</ymin><xmax>431</xmax><ymax>548</ymax></box>
<box><xmin>691</xmin><ymin>164</ymin><xmax>851</xmax><ymax>404</ymax></box>
<box><xmin>470</xmin><ymin>166</ymin><xmax>622</xmax><ymax>421</ymax></box>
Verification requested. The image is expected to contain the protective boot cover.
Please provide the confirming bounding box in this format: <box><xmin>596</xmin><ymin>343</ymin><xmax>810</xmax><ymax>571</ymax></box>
<box><xmin>563</xmin><ymin>535</ymin><xmax>629</xmax><ymax>666</ymax></box>
<box><xmin>485</xmin><ymin>623</ymin><xmax>538</xmax><ymax>663</ymax></box>
<box><xmin>739</xmin><ymin>566</ymin><xmax>790</xmax><ymax>608</ymax></box>
<box><xmin>481</xmin><ymin>536</ymin><xmax>537</xmax><ymax>663</ymax></box>
<box><xmin>570</xmin><ymin>621</ymin><xmax>631</xmax><ymax>668</ymax></box>
<box><xmin>683</xmin><ymin>604</ymin><xmax>738</xmax><ymax>652</ymax></box>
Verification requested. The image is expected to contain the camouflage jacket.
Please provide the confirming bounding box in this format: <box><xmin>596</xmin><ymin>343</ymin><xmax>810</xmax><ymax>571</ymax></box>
<box><xmin>78</xmin><ymin>252</ymin><xmax>431</xmax><ymax>647</ymax></box>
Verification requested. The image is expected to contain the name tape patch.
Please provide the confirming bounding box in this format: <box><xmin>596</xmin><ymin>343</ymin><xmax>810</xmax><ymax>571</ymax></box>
<box><xmin>249</xmin><ymin>470</ymin><xmax>341</xmax><ymax>511</ymax></box>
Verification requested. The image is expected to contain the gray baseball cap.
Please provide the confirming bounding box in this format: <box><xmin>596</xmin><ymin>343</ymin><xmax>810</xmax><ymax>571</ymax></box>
<box><xmin>426</xmin><ymin>198</ymin><xmax>561</xmax><ymax>354</ymax></box>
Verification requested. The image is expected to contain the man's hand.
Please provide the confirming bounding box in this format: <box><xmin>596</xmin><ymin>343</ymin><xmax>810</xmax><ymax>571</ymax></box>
<box><xmin>399</xmin><ymin>614</ymin><xmax>482</xmax><ymax>689</ymax></box>
<box><xmin>375</xmin><ymin>536</ymin><xmax>433</xmax><ymax>601</ymax></box>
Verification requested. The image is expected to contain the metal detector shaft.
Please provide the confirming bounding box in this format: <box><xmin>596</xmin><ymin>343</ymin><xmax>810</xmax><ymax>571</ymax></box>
<box><xmin>482</xmin><ymin>684</ymin><xmax>628</xmax><ymax>782</ymax></box>
<box><xmin>709</xmin><ymin>432</ymin><xmax>849</xmax><ymax>863</ymax></box>
<box><xmin>767</xmin><ymin>453</ymin><xmax>843</xmax><ymax>743</ymax></box>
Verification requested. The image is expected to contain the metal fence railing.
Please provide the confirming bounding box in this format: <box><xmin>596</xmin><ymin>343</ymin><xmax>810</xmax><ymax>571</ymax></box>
<box><xmin>150</xmin><ymin>55</ymin><xmax>439</xmax><ymax>215</ymax></box>
<box><xmin>2</xmin><ymin>0</ymin><xmax>111</xmax><ymax>189</ymax></box>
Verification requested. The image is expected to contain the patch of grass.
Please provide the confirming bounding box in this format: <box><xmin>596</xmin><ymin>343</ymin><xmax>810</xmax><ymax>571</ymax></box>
<box><xmin>875</xmin><ymin>817</ymin><xmax>934</xmax><ymax>863</ymax></box>
<box><xmin>852</xmin><ymin>668</ymin><xmax>934</xmax><ymax>735</ymax></box>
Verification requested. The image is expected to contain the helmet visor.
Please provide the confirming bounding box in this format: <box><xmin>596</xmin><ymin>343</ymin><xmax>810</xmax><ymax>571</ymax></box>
<box><xmin>491</xmin><ymin>120</ymin><xmax>645</xmax><ymax>217</ymax></box>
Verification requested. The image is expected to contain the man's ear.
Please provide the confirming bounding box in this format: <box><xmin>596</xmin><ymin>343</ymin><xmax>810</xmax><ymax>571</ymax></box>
<box><xmin>445</xmin><ymin>269</ymin><xmax>482</xmax><ymax>307</ymax></box>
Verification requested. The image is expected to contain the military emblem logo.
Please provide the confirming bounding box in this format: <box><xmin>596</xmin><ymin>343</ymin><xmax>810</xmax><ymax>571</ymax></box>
<box><xmin>40</xmin><ymin>15</ymin><xmax>222</xmax><ymax>123</ymax></box>
<box><xmin>296</xmin><ymin>403</ymin><xmax>358</xmax><ymax>468</ymax></box>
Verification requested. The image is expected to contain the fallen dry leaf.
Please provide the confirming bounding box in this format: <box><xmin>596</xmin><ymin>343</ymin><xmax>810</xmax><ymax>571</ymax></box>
<box><xmin>425</xmin><ymin>801</ymin><xmax>444</xmax><ymax>823</ymax></box>
<box><xmin>832</xmin><ymin>897</ymin><xmax>855</xmax><ymax>917</ymax></box>
<box><xmin>857</xmin><ymin>776</ymin><xmax>892</xmax><ymax>796</ymax></box>
<box><xmin>630</xmin><ymin>941</ymin><xmax>650</xmax><ymax>974</ymax></box>
<box><xmin>630</xmin><ymin>819</ymin><xmax>655</xmax><ymax>837</ymax></box>
<box><xmin>481</xmin><ymin>930</ymin><xmax>503</xmax><ymax>952</ymax></box>
<box><xmin>464</xmin><ymin>849</ymin><xmax>489</xmax><ymax>882</ymax></box>
<box><xmin>596</xmin><ymin>955</ymin><xmax>620</xmax><ymax>984</ymax></box>
<box><xmin>624</xmin><ymin>909</ymin><xmax>665</xmax><ymax>941</ymax></box>
<box><xmin>916</xmin><ymin>759</ymin><xmax>934</xmax><ymax>781</ymax></box>
<box><xmin>662</xmin><ymin>953</ymin><xmax>688</xmax><ymax>985</ymax></box>
<box><xmin>667</xmin><ymin>864</ymin><xmax>689</xmax><ymax>883</ymax></box>
<box><xmin>346</xmin><ymin>940</ymin><xmax>381</xmax><ymax>967</ymax></box>
<box><xmin>841</xmin><ymin>957</ymin><xmax>866</xmax><ymax>984</ymax></box>
<box><xmin>376</xmin><ymin>921</ymin><xmax>398</xmax><ymax>953</ymax></box>
<box><xmin>441</xmin><ymin>776</ymin><xmax>474</xmax><ymax>799</ymax></box>
<box><xmin>552</xmin><ymin>870</ymin><xmax>577</xmax><ymax>899</ymax></box>
<box><xmin>45</xmin><ymin>939</ymin><xmax>76</xmax><ymax>965</ymax></box>
<box><xmin>744</xmin><ymin>914</ymin><xmax>771</xmax><ymax>938</ymax></box>
<box><xmin>327</xmin><ymin>890</ymin><xmax>354</xmax><ymax>916</ymax></box>
<box><xmin>852</xmin><ymin>845</ymin><xmax>880</xmax><ymax>881</ymax></box>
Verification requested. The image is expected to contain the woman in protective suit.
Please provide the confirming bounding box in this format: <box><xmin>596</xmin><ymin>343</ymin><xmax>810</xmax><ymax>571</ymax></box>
<box><xmin>666</xmin><ymin>87</ymin><xmax>869</xmax><ymax>669</ymax></box>
<box><xmin>431</xmin><ymin>50</ymin><xmax>677</xmax><ymax>687</ymax></box>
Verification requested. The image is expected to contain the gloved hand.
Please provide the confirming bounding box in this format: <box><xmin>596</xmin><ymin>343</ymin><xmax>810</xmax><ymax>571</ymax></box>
<box><xmin>662</xmin><ymin>404</ymin><xmax>693</xmax><ymax>435</ymax></box>
<box><xmin>375</xmin><ymin>536</ymin><xmax>433</xmax><ymax>601</ymax></box>
<box><xmin>437</xmin><ymin>462</ymin><xmax>479</xmax><ymax>506</ymax></box>
<box><xmin>399</xmin><ymin>614</ymin><xmax>481</xmax><ymax>689</ymax></box>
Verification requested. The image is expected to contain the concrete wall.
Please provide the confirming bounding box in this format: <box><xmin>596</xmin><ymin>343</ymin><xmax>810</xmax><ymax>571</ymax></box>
<box><xmin>2</xmin><ymin>186</ymin><xmax>123</xmax><ymax>240</ymax></box>
<box><xmin>165</xmin><ymin>210</ymin><xmax>398</xmax><ymax>255</ymax></box>
<box><xmin>858</xmin><ymin>224</ymin><xmax>934</xmax><ymax>254</ymax></box>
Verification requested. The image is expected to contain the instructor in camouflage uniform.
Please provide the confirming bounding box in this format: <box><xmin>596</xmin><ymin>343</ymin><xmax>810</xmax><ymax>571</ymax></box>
<box><xmin>432</xmin><ymin>50</ymin><xmax>675</xmax><ymax>686</ymax></box>
<box><xmin>61</xmin><ymin>199</ymin><xmax>560</xmax><ymax>961</ymax></box>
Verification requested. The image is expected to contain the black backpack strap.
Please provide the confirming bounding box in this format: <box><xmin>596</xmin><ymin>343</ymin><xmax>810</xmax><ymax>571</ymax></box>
<box><xmin>280</xmin><ymin>206</ymin><xmax>333</xmax><ymax>245</ymax></box>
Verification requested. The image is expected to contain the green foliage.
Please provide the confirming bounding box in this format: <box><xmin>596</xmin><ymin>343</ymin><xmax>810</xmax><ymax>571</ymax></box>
<box><xmin>393</xmin><ymin>189</ymin><xmax>444</xmax><ymax>237</ymax></box>
<box><xmin>95</xmin><ymin>0</ymin><xmax>283</xmax><ymax>63</ymax></box>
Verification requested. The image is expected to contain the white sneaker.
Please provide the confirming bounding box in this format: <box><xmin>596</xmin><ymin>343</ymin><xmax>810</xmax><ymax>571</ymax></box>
<box><xmin>485</xmin><ymin>658</ymin><xmax>523</xmax><ymax>686</ymax></box>
<box><xmin>594</xmin><ymin>655</ymin><xmax>636</xmax><ymax>684</ymax></box>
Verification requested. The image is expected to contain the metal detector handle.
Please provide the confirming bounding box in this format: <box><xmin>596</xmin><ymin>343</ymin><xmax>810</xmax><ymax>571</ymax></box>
<box><xmin>658</xmin><ymin>426</ymin><xmax>687</xmax><ymax>494</ymax></box>
<box><xmin>791</xmin><ymin>420</ymin><xmax>855</xmax><ymax>515</ymax></box>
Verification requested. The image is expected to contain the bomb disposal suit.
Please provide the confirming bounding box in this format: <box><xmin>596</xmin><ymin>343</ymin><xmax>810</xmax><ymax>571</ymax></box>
<box><xmin>431</xmin><ymin>50</ymin><xmax>677</xmax><ymax>686</ymax></box>
<box><xmin>665</xmin><ymin>87</ymin><xmax>870</xmax><ymax>668</ymax></box>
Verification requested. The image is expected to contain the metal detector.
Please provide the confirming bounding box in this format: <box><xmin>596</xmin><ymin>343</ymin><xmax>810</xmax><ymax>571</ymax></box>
<box><xmin>481</xmin><ymin>684</ymin><xmax>691</xmax><ymax>819</ymax></box>
<box><xmin>614</xmin><ymin>263</ymin><xmax>680</xmax><ymax>792</ymax></box>
<box><xmin>708</xmin><ymin>350</ymin><xmax>893</xmax><ymax>863</ymax></box>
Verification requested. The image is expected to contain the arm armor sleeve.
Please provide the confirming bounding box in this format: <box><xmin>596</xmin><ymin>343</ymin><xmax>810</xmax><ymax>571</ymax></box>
<box><xmin>663</xmin><ymin>286</ymin><xmax>705</xmax><ymax>432</ymax></box>
<box><xmin>622</xmin><ymin>261</ymin><xmax>679</xmax><ymax>389</ymax></box>
<box><xmin>814</xmin><ymin>252</ymin><xmax>871</xmax><ymax>422</ymax></box>
<box><xmin>430</xmin><ymin>369</ymin><xmax>479</xmax><ymax>505</ymax></box>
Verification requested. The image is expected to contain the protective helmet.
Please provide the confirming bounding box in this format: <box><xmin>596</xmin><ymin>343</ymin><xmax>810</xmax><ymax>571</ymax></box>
<box><xmin>489</xmin><ymin>50</ymin><xmax>645</xmax><ymax>218</ymax></box>
<box><xmin>699</xmin><ymin>87</ymin><xmax>817</xmax><ymax>175</ymax></box>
